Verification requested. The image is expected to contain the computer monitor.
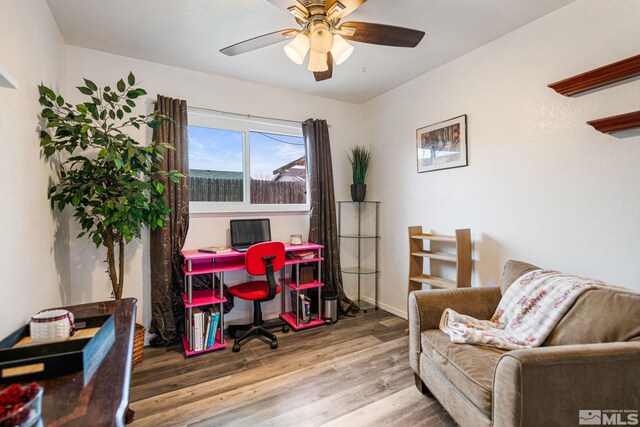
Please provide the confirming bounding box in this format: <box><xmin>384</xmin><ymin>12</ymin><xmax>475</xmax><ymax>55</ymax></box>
<box><xmin>230</xmin><ymin>219</ymin><xmax>272</xmax><ymax>252</ymax></box>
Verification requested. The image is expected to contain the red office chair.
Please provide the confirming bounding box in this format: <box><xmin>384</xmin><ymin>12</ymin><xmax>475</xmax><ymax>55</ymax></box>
<box><xmin>227</xmin><ymin>241</ymin><xmax>289</xmax><ymax>352</ymax></box>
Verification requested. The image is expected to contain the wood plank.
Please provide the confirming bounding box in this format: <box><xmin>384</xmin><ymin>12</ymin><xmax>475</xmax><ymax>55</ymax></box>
<box><xmin>455</xmin><ymin>228</ymin><xmax>472</xmax><ymax>287</ymax></box>
<box><xmin>129</xmin><ymin>310</ymin><xmax>454</xmax><ymax>427</ymax></box>
<box><xmin>411</xmin><ymin>251</ymin><xmax>457</xmax><ymax>263</ymax></box>
<box><xmin>586</xmin><ymin>110</ymin><xmax>640</xmax><ymax>134</ymax></box>
<box><xmin>410</xmin><ymin>234</ymin><xmax>456</xmax><ymax>243</ymax></box>
<box><xmin>409</xmin><ymin>275</ymin><xmax>456</xmax><ymax>289</ymax></box>
<box><xmin>548</xmin><ymin>54</ymin><xmax>640</xmax><ymax>96</ymax></box>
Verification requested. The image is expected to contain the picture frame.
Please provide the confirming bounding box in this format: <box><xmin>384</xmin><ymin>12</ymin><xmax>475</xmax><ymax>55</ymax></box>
<box><xmin>416</xmin><ymin>114</ymin><xmax>467</xmax><ymax>173</ymax></box>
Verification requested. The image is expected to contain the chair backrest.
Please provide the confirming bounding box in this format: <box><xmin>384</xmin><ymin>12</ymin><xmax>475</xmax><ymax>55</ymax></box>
<box><xmin>246</xmin><ymin>242</ymin><xmax>285</xmax><ymax>302</ymax></box>
<box><xmin>245</xmin><ymin>241</ymin><xmax>285</xmax><ymax>276</ymax></box>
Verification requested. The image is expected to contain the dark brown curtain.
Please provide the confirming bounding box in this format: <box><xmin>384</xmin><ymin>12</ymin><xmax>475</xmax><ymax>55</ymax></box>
<box><xmin>149</xmin><ymin>96</ymin><xmax>189</xmax><ymax>346</ymax></box>
<box><xmin>304</xmin><ymin>119</ymin><xmax>359</xmax><ymax>316</ymax></box>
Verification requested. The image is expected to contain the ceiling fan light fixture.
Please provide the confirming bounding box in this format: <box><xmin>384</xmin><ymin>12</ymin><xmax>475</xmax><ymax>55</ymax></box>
<box><xmin>330</xmin><ymin>34</ymin><xmax>354</xmax><ymax>65</ymax></box>
<box><xmin>307</xmin><ymin>50</ymin><xmax>328</xmax><ymax>72</ymax></box>
<box><xmin>309</xmin><ymin>24</ymin><xmax>334</xmax><ymax>54</ymax></box>
<box><xmin>284</xmin><ymin>32</ymin><xmax>310</xmax><ymax>65</ymax></box>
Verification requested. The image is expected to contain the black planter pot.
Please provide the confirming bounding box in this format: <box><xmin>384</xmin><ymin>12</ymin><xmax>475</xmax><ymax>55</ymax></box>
<box><xmin>350</xmin><ymin>184</ymin><xmax>366</xmax><ymax>202</ymax></box>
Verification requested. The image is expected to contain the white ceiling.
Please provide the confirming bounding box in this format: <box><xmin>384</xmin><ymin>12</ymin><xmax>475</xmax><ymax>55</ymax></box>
<box><xmin>46</xmin><ymin>0</ymin><xmax>576</xmax><ymax>104</ymax></box>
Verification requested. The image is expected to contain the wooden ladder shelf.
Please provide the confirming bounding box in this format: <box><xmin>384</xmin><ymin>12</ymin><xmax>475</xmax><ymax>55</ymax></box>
<box><xmin>408</xmin><ymin>226</ymin><xmax>472</xmax><ymax>296</ymax></box>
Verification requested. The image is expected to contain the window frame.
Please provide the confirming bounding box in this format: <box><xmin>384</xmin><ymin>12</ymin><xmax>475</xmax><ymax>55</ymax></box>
<box><xmin>187</xmin><ymin>109</ymin><xmax>310</xmax><ymax>214</ymax></box>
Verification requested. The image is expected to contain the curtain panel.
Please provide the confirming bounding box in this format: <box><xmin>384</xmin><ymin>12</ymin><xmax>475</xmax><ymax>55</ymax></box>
<box><xmin>149</xmin><ymin>95</ymin><xmax>190</xmax><ymax>346</ymax></box>
<box><xmin>304</xmin><ymin>119</ymin><xmax>359</xmax><ymax>316</ymax></box>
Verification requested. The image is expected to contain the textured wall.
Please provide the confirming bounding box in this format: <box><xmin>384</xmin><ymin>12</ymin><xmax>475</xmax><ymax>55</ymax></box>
<box><xmin>362</xmin><ymin>0</ymin><xmax>640</xmax><ymax>317</ymax></box>
<box><xmin>0</xmin><ymin>0</ymin><xmax>69</xmax><ymax>337</ymax></box>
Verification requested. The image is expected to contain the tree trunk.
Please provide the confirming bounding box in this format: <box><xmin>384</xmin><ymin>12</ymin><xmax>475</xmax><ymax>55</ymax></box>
<box><xmin>104</xmin><ymin>226</ymin><xmax>119</xmax><ymax>299</ymax></box>
<box><xmin>116</xmin><ymin>236</ymin><xmax>125</xmax><ymax>300</ymax></box>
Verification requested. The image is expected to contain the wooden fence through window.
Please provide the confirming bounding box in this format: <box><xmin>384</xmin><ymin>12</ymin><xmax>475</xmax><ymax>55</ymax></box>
<box><xmin>189</xmin><ymin>177</ymin><xmax>306</xmax><ymax>204</ymax></box>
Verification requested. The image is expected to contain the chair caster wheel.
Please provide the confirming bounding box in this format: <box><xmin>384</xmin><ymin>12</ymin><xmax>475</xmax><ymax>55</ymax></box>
<box><xmin>270</xmin><ymin>341</ymin><xmax>278</xmax><ymax>349</ymax></box>
<box><xmin>232</xmin><ymin>344</ymin><xmax>240</xmax><ymax>352</ymax></box>
<box><xmin>282</xmin><ymin>326</ymin><xmax>289</xmax><ymax>333</ymax></box>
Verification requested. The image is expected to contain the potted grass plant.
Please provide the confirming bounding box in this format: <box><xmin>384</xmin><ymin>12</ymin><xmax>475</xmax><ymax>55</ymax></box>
<box><xmin>347</xmin><ymin>145</ymin><xmax>373</xmax><ymax>202</ymax></box>
<box><xmin>38</xmin><ymin>73</ymin><xmax>183</xmax><ymax>363</ymax></box>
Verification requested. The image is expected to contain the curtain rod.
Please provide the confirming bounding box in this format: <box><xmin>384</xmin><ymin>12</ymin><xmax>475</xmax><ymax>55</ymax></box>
<box><xmin>188</xmin><ymin>106</ymin><xmax>303</xmax><ymax>126</ymax></box>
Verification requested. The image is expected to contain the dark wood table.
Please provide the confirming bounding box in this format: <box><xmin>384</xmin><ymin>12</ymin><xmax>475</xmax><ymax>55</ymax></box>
<box><xmin>40</xmin><ymin>298</ymin><xmax>136</xmax><ymax>427</ymax></box>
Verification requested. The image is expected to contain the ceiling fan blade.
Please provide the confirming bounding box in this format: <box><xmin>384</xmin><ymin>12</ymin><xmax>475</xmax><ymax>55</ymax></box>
<box><xmin>339</xmin><ymin>22</ymin><xmax>425</xmax><ymax>47</ymax></box>
<box><xmin>314</xmin><ymin>52</ymin><xmax>334</xmax><ymax>82</ymax></box>
<box><xmin>325</xmin><ymin>0</ymin><xmax>366</xmax><ymax>20</ymax></box>
<box><xmin>265</xmin><ymin>0</ymin><xmax>309</xmax><ymax>16</ymax></box>
<box><xmin>220</xmin><ymin>29</ymin><xmax>299</xmax><ymax>56</ymax></box>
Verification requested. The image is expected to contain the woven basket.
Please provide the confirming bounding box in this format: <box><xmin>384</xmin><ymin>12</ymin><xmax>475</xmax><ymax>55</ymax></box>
<box><xmin>132</xmin><ymin>323</ymin><xmax>145</xmax><ymax>367</ymax></box>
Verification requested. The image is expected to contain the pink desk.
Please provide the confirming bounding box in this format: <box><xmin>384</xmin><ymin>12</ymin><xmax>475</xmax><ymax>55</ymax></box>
<box><xmin>180</xmin><ymin>242</ymin><xmax>325</xmax><ymax>356</ymax></box>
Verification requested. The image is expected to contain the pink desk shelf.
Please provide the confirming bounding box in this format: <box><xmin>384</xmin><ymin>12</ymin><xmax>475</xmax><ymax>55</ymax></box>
<box><xmin>179</xmin><ymin>242</ymin><xmax>326</xmax><ymax>356</ymax></box>
<box><xmin>279</xmin><ymin>312</ymin><xmax>325</xmax><ymax>331</ymax></box>
<box><xmin>181</xmin><ymin>289</ymin><xmax>227</xmax><ymax>308</ymax></box>
<box><xmin>181</xmin><ymin>330</ymin><xmax>227</xmax><ymax>357</ymax></box>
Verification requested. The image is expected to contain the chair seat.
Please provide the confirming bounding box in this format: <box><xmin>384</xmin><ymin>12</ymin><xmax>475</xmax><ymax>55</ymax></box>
<box><xmin>228</xmin><ymin>281</ymin><xmax>282</xmax><ymax>301</ymax></box>
<box><xmin>421</xmin><ymin>330</ymin><xmax>506</xmax><ymax>416</ymax></box>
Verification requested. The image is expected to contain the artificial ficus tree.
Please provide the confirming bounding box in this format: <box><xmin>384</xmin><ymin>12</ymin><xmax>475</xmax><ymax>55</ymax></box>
<box><xmin>38</xmin><ymin>73</ymin><xmax>183</xmax><ymax>299</ymax></box>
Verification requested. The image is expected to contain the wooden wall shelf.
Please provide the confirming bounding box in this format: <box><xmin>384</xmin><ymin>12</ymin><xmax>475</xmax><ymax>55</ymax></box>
<box><xmin>548</xmin><ymin>54</ymin><xmax>640</xmax><ymax>96</ymax></box>
<box><xmin>587</xmin><ymin>111</ymin><xmax>640</xmax><ymax>134</ymax></box>
<box><xmin>408</xmin><ymin>226</ymin><xmax>471</xmax><ymax>296</ymax></box>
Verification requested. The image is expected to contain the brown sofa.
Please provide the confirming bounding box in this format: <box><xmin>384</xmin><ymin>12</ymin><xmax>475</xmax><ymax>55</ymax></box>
<box><xmin>409</xmin><ymin>260</ymin><xmax>640</xmax><ymax>427</ymax></box>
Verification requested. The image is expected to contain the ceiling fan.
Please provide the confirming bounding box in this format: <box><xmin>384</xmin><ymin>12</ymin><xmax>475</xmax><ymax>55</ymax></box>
<box><xmin>220</xmin><ymin>0</ymin><xmax>425</xmax><ymax>81</ymax></box>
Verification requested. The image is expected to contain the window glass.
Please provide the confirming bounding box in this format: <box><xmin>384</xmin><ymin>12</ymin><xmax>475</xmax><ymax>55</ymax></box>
<box><xmin>186</xmin><ymin>109</ymin><xmax>309</xmax><ymax>212</ymax></box>
<box><xmin>188</xmin><ymin>126</ymin><xmax>244</xmax><ymax>202</ymax></box>
<box><xmin>249</xmin><ymin>131</ymin><xmax>306</xmax><ymax>205</ymax></box>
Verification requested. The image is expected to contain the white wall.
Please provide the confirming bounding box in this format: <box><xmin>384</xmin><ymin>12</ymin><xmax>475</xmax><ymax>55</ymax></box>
<box><xmin>63</xmin><ymin>46</ymin><xmax>362</xmax><ymax>332</ymax></box>
<box><xmin>0</xmin><ymin>0</ymin><xmax>69</xmax><ymax>337</ymax></box>
<box><xmin>362</xmin><ymin>0</ymin><xmax>640</xmax><ymax>317</ymax></box>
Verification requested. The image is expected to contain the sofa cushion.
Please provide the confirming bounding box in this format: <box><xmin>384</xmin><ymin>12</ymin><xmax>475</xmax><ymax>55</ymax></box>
<box><xmin>500</xmin><ymin>260</ymin><xmax>539</xmax><ymax>294</ymax></box>
<box><xmin>421</xmin><ymin>329</ymin><xmax>506</xmax><ymax>416</ymax></box>
<box><xmin>544</xmin><ymin>287</ymin><xmax>640</xmax><ymax>345</ymax></box>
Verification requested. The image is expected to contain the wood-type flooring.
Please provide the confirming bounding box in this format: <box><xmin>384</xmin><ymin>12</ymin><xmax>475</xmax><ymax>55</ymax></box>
<box><xmin>129</xmin><ymin>309</ymin><xmax>456</xmax><ymax>427</ymax></box>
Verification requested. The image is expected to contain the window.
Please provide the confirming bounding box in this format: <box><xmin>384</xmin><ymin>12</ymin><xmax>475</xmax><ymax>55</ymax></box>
<box><xmin>188</xmin><ymin>109</ymin><xmax>308</xmax><ymax>212</ymax></box>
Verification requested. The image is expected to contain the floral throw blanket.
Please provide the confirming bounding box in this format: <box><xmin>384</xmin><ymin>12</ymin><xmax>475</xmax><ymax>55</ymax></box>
<box><xmin>439</xmin><ymin>270</ymin><xmax>604</xmax><ymax>350</ymax></box>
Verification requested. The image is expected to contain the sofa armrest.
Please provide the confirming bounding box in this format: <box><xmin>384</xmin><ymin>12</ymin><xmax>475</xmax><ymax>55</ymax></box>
<box><xmin>408</xmin><ymin>287</ymin><xmax>502</xmax><ymax>374</ymax></box>
<box><xmin>493</xmin><ymin>342</ymin><xmax>640</xmax><ymax>427</ymax></box>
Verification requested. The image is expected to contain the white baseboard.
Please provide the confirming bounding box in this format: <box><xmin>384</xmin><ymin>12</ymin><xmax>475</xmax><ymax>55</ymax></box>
<box><xmin>355</xmin><ymin>295</ymin><xmax>408</xmax><ymax>320</ymax></box>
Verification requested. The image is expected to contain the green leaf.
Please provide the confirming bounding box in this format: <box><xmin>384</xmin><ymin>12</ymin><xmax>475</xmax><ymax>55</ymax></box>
<box><xmin>92</xmin><ymin>234</ymin><xmax>102</xmax><ymax>246</ymax></box>
<box><xmin>77</xmin><ymin>86</ymin><xmax>93</xmax><ymax>96</ymax></box>
<box><xmin>44</xmin><ymin>87</ymin><xmax>57</xmax><ymax>100</ymax></box>
<box><xmin>83</xmin><ymin>78</ymin><xmax>98</xmax><ymax>91</ymax></box>
<box><xmin>44</xmin><ymin>145</ymin><xmax>55</xmax><ymax>157</ymax></box>
<box><xmin>56</xmin><ymin>96</ymin><xmax>64</xmax><ymax>106</ymax></box>
<box><xmin>117</xmin><ymin>79</ymin><xmax>126</xmax><ymax>92</ymax></box>
<box><xmin>127</xmin><ymin>72</ymin><xmax>135</xmax><ymax>85</ymax></box>
<box><xmin>156</xmin><ymin>182</ymin><xmax>164</xmax><ymax>193</ymax></box>
<box><xmin>117</xmin><ymin>109</ymin><xmax>124</xmax><ymax>120</ymax></box>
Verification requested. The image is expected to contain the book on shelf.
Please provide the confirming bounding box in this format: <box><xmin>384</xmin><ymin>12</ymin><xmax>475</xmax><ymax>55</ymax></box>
<box><xmin>193</xmin><ymin>308</ymin><xmax>205</xmax><ymax>351</ymax></box>
<box><xmin>289</xmin><ymin>251</ymin><xmax>315</xmax><ymax>260</ymax></box>
<box><xmin>198</xmin><ymin>246</ymin><xmax>232</xmax><ymax>254</ymax></box>
<box><xmin>203</xmin><ymin>310</ymin><xmax>211</xmax><ymax>349</ymax></box>
<box><xmin>208</xmin><ymin>311</ymin><xmax>220</xmax><ymax>348</ymax></box>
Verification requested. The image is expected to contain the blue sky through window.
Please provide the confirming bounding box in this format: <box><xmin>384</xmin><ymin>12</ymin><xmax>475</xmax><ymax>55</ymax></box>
<box><xmin>249</xmin><ymin>131</ymin><xmax>305</xmax><ymax>179</ymax></box>
<box><xmin>188</xmin><ymin>126</ymin><xmax>305</xmax><ymax>179</ymax></box>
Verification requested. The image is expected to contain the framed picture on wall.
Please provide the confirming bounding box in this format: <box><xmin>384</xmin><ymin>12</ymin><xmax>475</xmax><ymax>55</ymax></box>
<box><xmin>416</xmin><ymin>114</ymin><xmax>467</xmax><ymax>173</ymax></box>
